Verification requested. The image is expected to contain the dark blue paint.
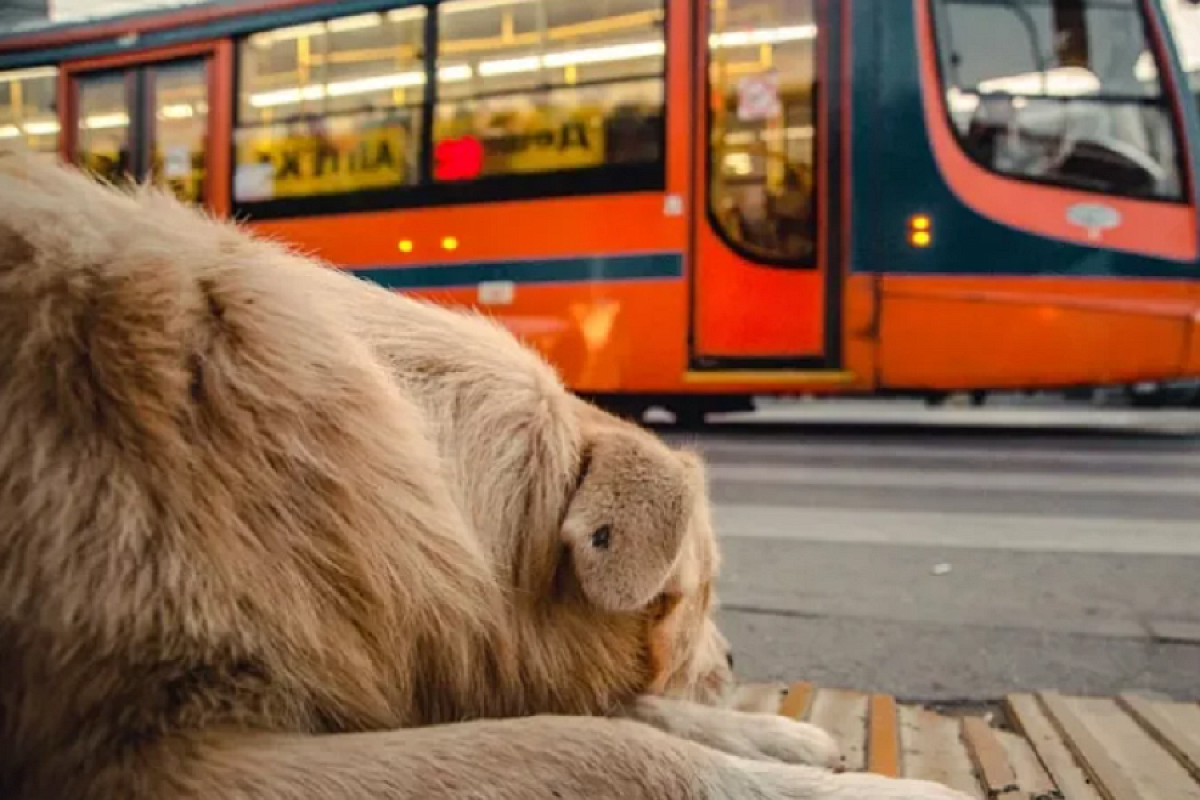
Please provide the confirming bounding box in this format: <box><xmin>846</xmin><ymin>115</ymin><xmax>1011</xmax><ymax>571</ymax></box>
<box><xmin>346</xmin><ymin>252</ymin><xmax>684</xmax><ymax>290</ymax></box>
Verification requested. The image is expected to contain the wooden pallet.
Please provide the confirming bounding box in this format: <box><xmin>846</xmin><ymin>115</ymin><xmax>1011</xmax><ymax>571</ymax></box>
<box><xmin>759</xmin><ymin>683</ymin><xmax>1200</xmax><ymax>799</ymax></box>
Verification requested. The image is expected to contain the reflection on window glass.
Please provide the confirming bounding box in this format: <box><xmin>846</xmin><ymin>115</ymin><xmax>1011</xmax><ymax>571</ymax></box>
<box><xmin>77</xmin><ymin>72</ymin><xmax>132</xmax><ymax>187</ymax></box>
<box><xmin>708</xmin><ymin>0</ymin><xmax>819</xmax><ymax>263</ymax></box>
<box><xmin>932</xmin><ymin>0</ymin><xmax>1183</xmax><ymax>201</ymax></box>
<box><xmin>434</xmin><ymin>0</ymin><xmax>665</xmax><ymax>182</ymax></box>
<box><xmin>234</xmin><ymin>9</ymin><xmax>425</xmax><ymax>202</ymax></box>
<box><xmin>0</xmin><ymin>66</ymin><xmax>59</xmax><ymax>156</ymax></box>
<box><xmin>150</xmin><ymin>60</ymin><xmax>209</xmax><ymax>206</ymax></box>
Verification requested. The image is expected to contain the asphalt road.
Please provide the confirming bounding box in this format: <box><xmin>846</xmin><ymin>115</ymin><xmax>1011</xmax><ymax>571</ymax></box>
<box><xmin>655</xmin><ymin>403</ymin><xmax>1200</xmax><ymax>705</ymax></box>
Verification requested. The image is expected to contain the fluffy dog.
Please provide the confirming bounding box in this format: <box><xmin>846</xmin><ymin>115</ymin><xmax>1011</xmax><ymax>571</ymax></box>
<box><xmin>0</xmin><ymin>149</ymin><xmax>970</xmax><ymax>800</ymax></box>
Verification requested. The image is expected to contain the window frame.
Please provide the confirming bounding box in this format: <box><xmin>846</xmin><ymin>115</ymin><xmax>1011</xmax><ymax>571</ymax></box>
<box><xmin>927</xmin><ymin>0</ymin><xmax>1191</xmax><ymax>206</ymax></box>
<box><xmin>229</xmin><ymin>0</ymin><xmax>669</xmax><ymax>221</ymax></box>
<box><xmin>702</xmin><ymin>0</ymin><xmax>824</xmax><ymax>271</ymax></box>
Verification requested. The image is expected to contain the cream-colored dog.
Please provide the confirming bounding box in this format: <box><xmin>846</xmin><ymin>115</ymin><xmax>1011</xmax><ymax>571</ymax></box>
<box><xmin>0</xmin><ymin>149</ymin><xmax>970</xmax><ymax>800</ymax></box>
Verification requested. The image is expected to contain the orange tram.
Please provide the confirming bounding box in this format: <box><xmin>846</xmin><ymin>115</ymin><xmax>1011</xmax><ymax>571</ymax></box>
<box><xmin>2</xmin><ymin>0</ymin><xmax>1200</xmax><ymax>420</ymax></box>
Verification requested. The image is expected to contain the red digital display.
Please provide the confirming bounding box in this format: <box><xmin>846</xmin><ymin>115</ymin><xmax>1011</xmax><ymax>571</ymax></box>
<box><xmin>434</xmin><ymin>136</ymin><xmax>485</xmax><ymax>181</ymax></box>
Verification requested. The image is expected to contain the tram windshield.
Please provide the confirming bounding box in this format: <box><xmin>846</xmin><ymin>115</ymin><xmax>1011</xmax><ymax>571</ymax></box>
<box><xmin>931</xmin><ymin>0</ymin><xmax>1185</xmax><ymax>201</ymax></box>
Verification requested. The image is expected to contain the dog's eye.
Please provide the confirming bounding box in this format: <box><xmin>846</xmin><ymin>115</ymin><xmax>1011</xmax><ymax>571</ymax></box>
<box><xmin>590</xmin><ymin>525</ymin><xmax>612</xmax><ymax>550</ymax></box>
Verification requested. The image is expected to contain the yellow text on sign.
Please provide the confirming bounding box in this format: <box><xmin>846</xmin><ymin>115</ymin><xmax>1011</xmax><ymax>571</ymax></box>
<box><xmin>238</xmin><ymin>125</ymin><xmax>411</xmax><ymax>198</ymax></box>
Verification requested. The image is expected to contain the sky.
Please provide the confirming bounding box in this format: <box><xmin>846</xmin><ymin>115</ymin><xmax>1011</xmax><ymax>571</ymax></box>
<box><xmin>48</xmin><ymin>0</ymin><xmax>209</xmax><ymax>22</ymax></box>
<box><xmin>1168</xmin><ymin>0</ymin><xmax>1200</xmax><ymax>69</ymax></box>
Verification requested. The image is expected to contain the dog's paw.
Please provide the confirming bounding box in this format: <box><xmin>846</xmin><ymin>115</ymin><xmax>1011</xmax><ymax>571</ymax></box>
<box><xmin>732</xmin><ymin>761</ymin><xmax>977</xmax><ymax>800</ymax></box>
<box><xmin>739</xmin><ymin>714</ymin><xmax>844</xmax><ymax>767</ymax></box>
<box><xmin>631</xmin><ymin>695</ymin><xmax>841</xmax><ymax>769</ymax></box>
<box><xmin>710</xmin><ymin>713</ymin><xmax>842</xmax><ymax>769</ymax></box>
<box><xmin>822</xmin><ymin>772</ymin><xmax>977</xmax><ymax>799</ymax></box>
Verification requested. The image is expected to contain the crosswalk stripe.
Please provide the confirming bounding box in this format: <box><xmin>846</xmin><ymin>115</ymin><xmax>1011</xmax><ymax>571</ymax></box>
<box><xmin>712</xmin><ymin>505</ymin><xmax>1200</xmax><ymax>556</ymax></box>
<box><xmin>706</xmin><ymin>463</ymin><xmax>1200</xmax><ymax>496</ymax></box>
<box><xmin>684</xmin><ymin>440</ymin><xmax>1200</xmax><ymax>471</ymax></box>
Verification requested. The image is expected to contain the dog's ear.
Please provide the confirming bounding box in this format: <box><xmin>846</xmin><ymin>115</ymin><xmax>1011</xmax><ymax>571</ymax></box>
<box><xmin>560</xmin><ymin>426</ymin><xmax>694</xmax><ymax>612</ymax></box>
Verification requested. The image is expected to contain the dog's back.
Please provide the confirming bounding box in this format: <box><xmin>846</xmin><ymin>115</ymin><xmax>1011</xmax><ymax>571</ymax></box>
<box><xmin>0</xmin><ymin>150</ymin><xmax>506</xmax><ymax>798</ymax></box>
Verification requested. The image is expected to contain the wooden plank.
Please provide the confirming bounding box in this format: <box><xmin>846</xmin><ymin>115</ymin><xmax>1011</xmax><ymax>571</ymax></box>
<box><xmin>1118</xmin><ymin>693</ymin><xmax>1200</xmax><ymax>784</ymax></box>
<box><xmin>994</xmin><ymin>727</ymin><xmax>1060</xmax><ymax>799</ymax></box>
<box><xmin>1005</xmin><ymin>693</ymin><xmax>1101</xmax><ymax>800</ymax></box>
<box><xmin>961</xmin><ymin>716</ymin><xmax>1020</xmax><ymax>798</ymax></box>
<box><xmin>1038</xmin><ymin>693</ymin><xmax>1144</xmax><ymax>800</ymax></box>
<box><xmin>808</xmin><ymin>689</ymin><xmax>868</xmax><ymax>772</ymax></box>
<box><xmin>1157</xmin><ymin>703</ymin><xmax>1200</xmax><ymax>755</ymax></box>
<box><xmin>1162</xmin><ymin>702</ymin><xmax>1200</xmax><ymax>731</ymax></box>
<box><xmin>778</xmin><ymin>681</ymin><xmax>815</xmax><ymax>721</ymax></box>
<box><xmin>866</xmin><ymin>694</ymin><xmax>900</xmax><ymax>777</ymax></box>
<box><xmin>1042</xmin><ymin>693</ymin><xmax>1200</xmax><ymax>800</ymax></box>
<box><xmin>897</xmin><ymin>705</ymin><xmax>984</xmax><ymax>799</ymax></box>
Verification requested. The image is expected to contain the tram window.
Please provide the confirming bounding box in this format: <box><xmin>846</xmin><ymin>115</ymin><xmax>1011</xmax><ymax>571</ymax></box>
<box><xmin>932</xmin><ymin>0</ymin><xmax>1185</xmax><ymax>202</ymax></box>
<box><xmin>433</xmin><ymin>0</ymin><xmax>666</xmax><ymax>182</ymax></box>
<box><xmin>233</xmin><ymin>9</ymin><xmax>426</xmax><ymax>203</ymax></box>
<box><xmin>149</xmin><ymin>60</ymin><xmax>210</xmax><ymax>206</ymax></box>
<box><xmin>77</xmin><ymin>72</ymin><xmax>132</xmax><ymax>187</ymax></box>
<box><xmin>0</xmin><ymin>66</ymin><xmax>59</xmax><ymax>156</ymax></box>
<box><xmin>707</xmin><ymin>0</ymin><xmax>819</xmax><ymax>264</ymax></box>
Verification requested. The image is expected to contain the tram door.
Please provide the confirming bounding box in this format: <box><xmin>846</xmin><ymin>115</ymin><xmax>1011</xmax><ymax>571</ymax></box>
<box><xmin>689</xmin><ymin>0</ymin><xmax>844</xmax><ymax>373</ymax></box>
<box><xmin>65</xmin><ymin>51</ymin><xmax>222</xmax><ymax>212</ymax></box>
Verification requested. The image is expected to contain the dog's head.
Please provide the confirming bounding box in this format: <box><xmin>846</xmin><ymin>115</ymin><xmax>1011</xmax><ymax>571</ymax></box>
<box><xmin>560</xmin><ymin>406</ymin><xmax>733</xmax><ymax>706</ymax></box>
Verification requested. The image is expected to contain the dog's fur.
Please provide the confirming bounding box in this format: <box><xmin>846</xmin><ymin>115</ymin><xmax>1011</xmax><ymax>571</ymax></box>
<box><xmin>0</xmin><ymin>150</ymin><xmax>971</xmax><ymax>800</ymax></box>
